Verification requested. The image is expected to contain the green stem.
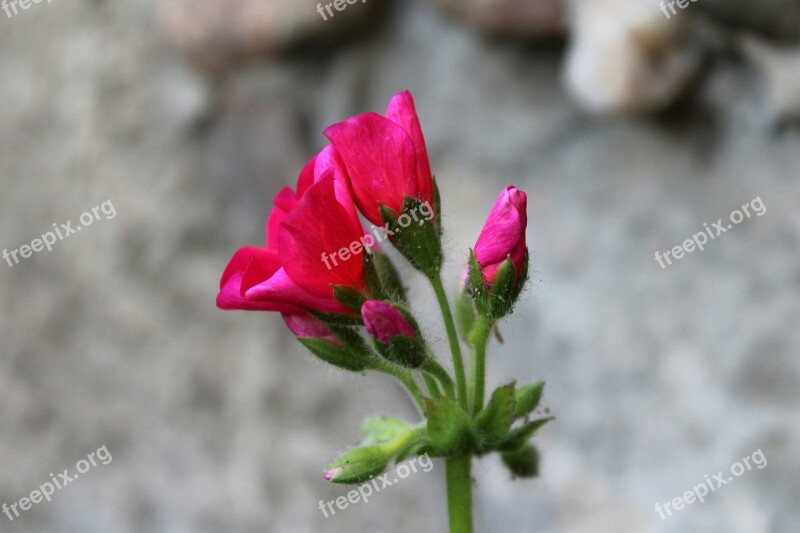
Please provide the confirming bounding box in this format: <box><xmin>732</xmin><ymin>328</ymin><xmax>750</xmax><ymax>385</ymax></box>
<box><xmin>422</xmin><ymin>358</ymin><xmax>456</xmax><ymax>400</ymax></box>
<box><xmin>422</xmin><ymin>372</ymin><xmax>443</xmax><ymax>399</ymax></box>
<box><xmin>430</xmin><ymin>275</ymin><xmax>468</xmax><ymax>410</ymax></box>
<box><xmin>445</xmin><ymin>454</ymin><xmax>473</xmax><ymax>533</ymax></box>
<box><xmin>469</xmin><ymin>319</ymin><xmax>493</xmax><ymax>415</ymax></box>
<box><xmin>376</xmin><ymin>363</ymin><xmax>426</xmax><ymax>415</ymax></box>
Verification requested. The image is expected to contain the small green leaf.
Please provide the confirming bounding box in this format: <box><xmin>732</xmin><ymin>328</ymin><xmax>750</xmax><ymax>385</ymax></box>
<box><xmin>425</xmin><ymin>396</ymin><xmax>475</xmax><ymax>455</ymax></box>
<box><xmin>502</xmin><ymin>444</ymin><xmax>540</xmax><ymax>478</ymax></box>
<box><xmin>514</xmin><ymin>381</ymin><xmax>545</xmax><ymax>419</ymax></box>
<box><xmin>475</xmin><ymin>382</ymin><xmax>517</xmax><ymax>445</ymax></box>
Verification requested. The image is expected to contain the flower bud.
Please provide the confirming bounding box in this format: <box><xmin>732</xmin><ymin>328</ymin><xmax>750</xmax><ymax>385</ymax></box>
<box><xmin>501</xmin><ymin>443</ymin><xmax>540</xmax><ymax>478</ymax></box>
<box><xmin>361</xmin><ymin>300</ymin><xmax>426</xmax><ymax>368</ymax></box>
<box><xmin>325</xmin><ymin>445</ymin><xmax>391</xmax><ymax>484</ymax></box>
<box><xmin>473</xmin><ymin>186</ymin><xmax>527</xmax><ymax>286</ymax></box>
<box><xmin>464</xmin><ymin>187</ymin><xmax>529</xmax><ymax>321</ymax></box>
<box><xmin>361</xmin><ymin>300</ymin><xmax>416</xmax><ymax>344</ymax></box>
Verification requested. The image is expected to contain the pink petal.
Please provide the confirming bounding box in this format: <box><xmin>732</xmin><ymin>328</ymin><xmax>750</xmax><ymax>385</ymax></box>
<box><xmin>324</xmin><ymin>112</ymin><xmax>418</xmax><ymax>225</ymax></box>
<box><xmin>278</xmin><ymin>175</ymin><xmax>366</xmax><ymax>298</ymax></box>
<box><xmin>385</xmin><ymin>91</ymin><xmax>434</xmax><ymax>205</ymax></box>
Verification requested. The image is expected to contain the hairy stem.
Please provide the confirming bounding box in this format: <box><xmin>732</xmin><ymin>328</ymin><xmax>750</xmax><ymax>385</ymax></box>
<box><xmin>445</xmin><ymin>454</ymin><xmax>473</xmax><ymax>533</ymax></box>
<box><xmin>469</xmin><ymin>319</ymin><xmax>493</xmax><ymax>415</ymax></box>
<box><xmin>430</xmin><ymin>275</ymin><xmax>469</xmax><ymax>410</ymax></box>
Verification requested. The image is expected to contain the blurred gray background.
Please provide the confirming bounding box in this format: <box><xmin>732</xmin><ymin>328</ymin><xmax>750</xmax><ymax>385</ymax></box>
<box><xmin>1</xmin><ymin>0</ymin><xmax>798</xmax><ymax>531</ymax></box>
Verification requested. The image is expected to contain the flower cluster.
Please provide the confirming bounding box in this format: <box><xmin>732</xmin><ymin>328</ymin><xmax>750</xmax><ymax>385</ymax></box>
<box><xmin>217</xmin><ymin>91</ymin><xmax>550</xmax><ymax>531</ymax></box>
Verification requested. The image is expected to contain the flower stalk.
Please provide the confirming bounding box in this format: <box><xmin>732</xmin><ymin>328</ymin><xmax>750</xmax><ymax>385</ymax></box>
<box><xmin>216</xmin><ymin>91</ymin><xmax>551</xmax><ymax>533</ymax></box>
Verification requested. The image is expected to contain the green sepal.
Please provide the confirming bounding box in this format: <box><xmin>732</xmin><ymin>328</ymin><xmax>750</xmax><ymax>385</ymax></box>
<box><xmin>510</xmin><ymin>250</ymin><xmax>529</xmax><ymax>304</ymax></box>
<box><xmin>475</xmin><ymin>382</ymin><xmax>517</xmax><ymax>446</ymax></box>
<box><xmin>297</xmin><ymin>338</ymin><xmax>372</xmax><ymax>372</ymax></box>
<box><xmin>371</xmin><ymin>250</ymin><xmax>408</xmax><ymax>305</ymax></box>
<box><xmin>501</xmin><ymin>443</ymin><xmax>540</xmax><ymax>478</ymax></box>
<box><xmin>326</xmin><ymin>446</ymin><xmax>391</xmax><ymax>484</ymax></box>
<box><xmin>455</xmin><ymin>288</ymin><xmax>476</xmax><ymax>342</ymax></box>
<box><xmin>332</xmin><ymin>285</ymin><xmax>367</xmax><ymax>313</ymax></box>
<box><xmin>362</xmin><ymin>417</ymin><xmax>410</xmax><ymax>446</ymax></box>
<box><xmin>514</xmin><ymin>381</ymin><xmax>545</xmax><ymax>419</ymax></box>
<box><xmin>379</xmin><ymin>196</ymin><xmax>442</xmax><ymax>279</ymax></box>
<box><xmin>432</xmin><ymin>176</ymin><xmax>442</xmax><ymax>237</ymax></box>
<box><xmin>467</xmin><ymin>250</ymin><xmax>490</xmax><ymax>317</ymax></box>
<box><xmin>395</xmin><ymin>436</ymin><xmax>435</xmax><ymax>462</ymax></box>
<box><xmin>362</xmin><ymin>252</ymin><xmax>388</xmax><ymax>302</ymax></box>
<box><xmin>489</xmin><ymin>257</ymin><xmax>517</xmax><ymax>318</ymax></box>
<box><xmin>496</xmin><ymin>417</ymin><xmax>555</xmax><ymax>453</ymax></box>
<box><xmin>374</xmin><ymin>335</ymin><xmax>427</xmax><ymax>368</ymax></box>
<box><xmin>310</xmin><ymin>310</ymin><xmax>364</xmax><ymax>328</ymax></box>
<box><xmin>425</xmin><ymin>396</ymin><xmax>476</xmax><ymax>455</ymax></box>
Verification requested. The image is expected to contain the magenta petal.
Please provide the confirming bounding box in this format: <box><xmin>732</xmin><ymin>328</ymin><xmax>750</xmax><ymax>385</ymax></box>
<box><xmin>314</xmin><ymin>145</ymin><xmax>359</xmax><ymax>223</ymax></box>
<box><xmin>282</xmin><ymin>313</ymin><xmax>338</xmax><ymax>343</ymax></box>
<box><xmin>279</xmin><ymin>175</ymin><xmax>366</xmax><ymax>298</ymax></box>
<box><xmin>217</xmin><ymin>272</ymin><xmax>299</xmax><ymax>312</ymax></box>
<box><xmin>245</xmin><ymin>267</ymin><xmax>349</xmax><ymax>314</ymax></box>
<box><xmin>324</xmin><ymin>112</ymin><xmax>418</xmax><ymax>225</ymax></box>
<box><xmin>385</xmin><ymin>91</ymin><xmax>434</xmax><ymax>205</ymax></box>
<box><xmin>474</xmin><ymin>187</ymin><xmax>527</xmax><ymax>266</ymax></box>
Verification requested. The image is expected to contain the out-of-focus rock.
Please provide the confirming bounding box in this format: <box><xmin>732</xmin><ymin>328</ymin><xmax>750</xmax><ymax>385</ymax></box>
<box><xmin>158</xmin><ymin>0</ymin><xmax>381</xmax><ymax>72</ymax></box>
<box><xmin>430</xmin><ymin>0</ymin><xmax>566</xmax><ymax>38</ymax></box>
<box><xmin>563</xmin><ymin>0</ymin><xmax>701</xmax><ymax>114</ymax></box>
<box><xmin>698</xmin><ymin>0</ymin><xmax>800</xmax><ymax>42</ymax></box>
<box><xmin>741</xmin><ymin>37</ymin><xmax>800</xmax><ymax>125</ymax></box>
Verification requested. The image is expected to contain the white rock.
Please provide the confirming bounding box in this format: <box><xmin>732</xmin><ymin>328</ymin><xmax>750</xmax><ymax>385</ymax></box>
<box><xmin>563</xmin><ymin>0</ymin><xmax>701</xmax><ymax>114</ymax></box>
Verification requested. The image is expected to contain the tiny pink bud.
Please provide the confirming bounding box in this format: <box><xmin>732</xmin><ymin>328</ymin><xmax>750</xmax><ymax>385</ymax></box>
<box><xmin>361</xmin><ymin>300</ymin><xmax>416</xmax><ymax>344</ymax></box>
<box><xmin>324</xmin><ymin>468</ymin><xmax>341</xmax><ymax>481</ymax></box>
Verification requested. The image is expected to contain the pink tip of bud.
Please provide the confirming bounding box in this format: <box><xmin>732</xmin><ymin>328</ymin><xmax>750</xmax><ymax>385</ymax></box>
<box><xmin>324</xmin><ymin>468</ymin><xmax>341</xmax><ymax>481</ymax></box>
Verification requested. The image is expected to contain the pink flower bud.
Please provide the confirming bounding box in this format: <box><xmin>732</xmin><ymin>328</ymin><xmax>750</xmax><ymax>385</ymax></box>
<box><xmin>473</xmin><ymin>186</ymin><xmax>528</xmax><ymax>286</ymax></box>
<box><xmin>324</xmin><ymin>468</ymin><xmax>341</xmax><ymax>481</ymax></box>
<box><xmin>281</xmin><ymin>313</ymin><xmax>339</xmax><ymax>344</ymax></box>
<box><xmin>360</xmin><ymin>300</ymin><xmax>416</xmax><ymax>345</ymax></box>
